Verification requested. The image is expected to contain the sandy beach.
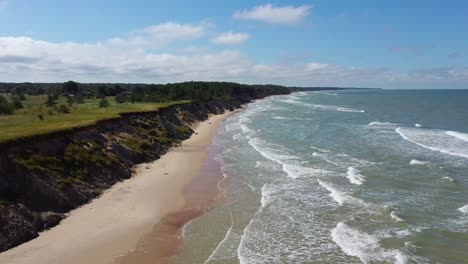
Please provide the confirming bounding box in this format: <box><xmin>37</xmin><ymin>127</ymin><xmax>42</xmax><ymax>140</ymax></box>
<box><xmin>0</xmin><ymin>110</ymin><xmax>234</xmax><ymax>264</ymax></box>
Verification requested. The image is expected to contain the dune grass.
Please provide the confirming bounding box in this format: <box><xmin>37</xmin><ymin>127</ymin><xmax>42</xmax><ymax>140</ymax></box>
<box><xmin>0</xmin><ymin>94</ymin><xmax>190</xmax><ymax>142</ymax></box>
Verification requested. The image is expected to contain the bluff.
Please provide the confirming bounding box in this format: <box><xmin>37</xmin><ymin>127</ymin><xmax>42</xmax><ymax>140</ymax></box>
<box><xmin>0</xmin><ymin>93</ymin><xmax>280</xmax><ymax>252</ymax></box>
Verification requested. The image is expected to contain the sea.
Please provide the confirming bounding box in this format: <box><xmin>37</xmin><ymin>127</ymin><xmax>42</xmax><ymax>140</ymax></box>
<box><xmin>174</xmin><ymin>89</ymin><xmax>468</xmax><ymax>264</ymax></box>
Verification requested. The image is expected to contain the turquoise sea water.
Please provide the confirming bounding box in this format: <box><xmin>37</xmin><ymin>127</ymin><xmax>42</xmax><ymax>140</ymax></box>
<box><xmin>177</xmin><ymin>90</ymin><xmax>468</xmax><ymax>264</ymax></box>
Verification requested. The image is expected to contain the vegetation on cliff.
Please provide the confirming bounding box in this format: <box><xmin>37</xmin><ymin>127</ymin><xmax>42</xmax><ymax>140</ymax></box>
<box><xmin>0</xmin><ymin>81</ymin><xmax>289</xmax><ymax>142</ymax></box>
<box><xmin>0</xmin><ymin>94</ymin><xmax>287</xmax><ymax>251</ymax></box>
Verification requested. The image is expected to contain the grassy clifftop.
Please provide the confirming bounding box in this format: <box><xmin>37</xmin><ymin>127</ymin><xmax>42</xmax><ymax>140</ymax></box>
<box><xmin>0</xmin><ymin>95</ymin><xmax>190</xmax><ymax>142</ymax></box>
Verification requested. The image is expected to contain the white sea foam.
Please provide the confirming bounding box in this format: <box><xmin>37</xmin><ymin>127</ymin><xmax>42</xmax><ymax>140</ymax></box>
<box><xmin>240</xmin><ymin>124</ymin><xmax>253</xmax><ymax>133</ymax></box>
<box><xmin>313</xmin><ymin>91</ymin><xmax>338</xmax><ymax>95</ymax></box>
<box><xmin>248</xmin><ymin>138</ymin><xmax>325</xmax><ymax>179</ymax></box>
<box><xmin>331</xmin><ymin>222</ymin><xmax>401</xmax><ymax>263</ymax></box>
<box><xmin>368</xmin><ymin>121</ymin><xmax>398</xmax><ymax>126</ymax></box>
<box><xmin>233</xmin><ymin>133</ymin><xmax>243</xmax><ymax>141</ymax></box>
<box><xmin>271</xmin><ymin>116</ymin><xmax>290</xmax><ymax>120</ymax></box>
<box><xmin>441</xmin><ymin>176</ymin><xmax>456</xmax><ymax>183</ymax></box>
<box><xmin>459</xmin><ymin>205</ymin><xmax>468</xmax><ymax>214</ymax></box>
<box><xmin>337</xmin><ymin>107</ymin><xmax>365</xmax><ymax>113</ymax></box>
<box><xmin>394</xmin><ymin>252</ymin><xmax>409</xmax><ymax>264</ymax></box>
<box><xmin>317</xmin><ymin>179</ymin><xmax>350</xmax><ymax>205</ymax></box>
<box><xmin>391</xmin><ymin>211</ymin><xmax>404</xmax><ymax>222</ymax></box>
<box><xmin>396</xmin><ymin>127</ymin><xmax>468</xmax><ymax>159</ymax></box>
<box><xmin>409</xmin><ymin>159</ymin><xmax>430</xmax><ymax>165</ymax></box>
<box><xmin>278</xmin><ymin>98</ymin><xmax>365</xmax><ymax>113</ymax></box>
<box><xmin>447</xmin><ymin>131</ymin><xmax>468</xmax><ymax>142</ymax></box>
<box><xmin>414</xmin><ymin>123</ymin><xmax>422</xmax><ymax>127</ymax></box>
<box><xmin>310</xmin><ymin>146</ymin><xmax>331</xmax><ymax>153</ymax></box>
<box><xmin>346</xmin><ymin>167</ymin><xmax>366</xmax><ymax>185</ymax></box>
<box><xmin>204</xmin><ymin>210</ymin><xmax>234</xmax><ymax>264</ymax></box>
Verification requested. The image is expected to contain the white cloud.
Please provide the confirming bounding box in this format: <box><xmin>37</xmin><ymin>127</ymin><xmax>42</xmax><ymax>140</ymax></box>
<box><xmin>212</xmin><ymin>32</ymin><xmax>249</xmax><ymax>45</ymax></box>
<box><xmin>233</xmin><ymin>4</ymin><xmax>311</xmax><ymax>25</ymax></box>
<box><xmin>0</xmin><ymin>22</ymin><xmax>467</xmax><ymax>88</ymax></box>
<box><xmin>107</xmin><ymin>22</ymin><xmax>211</xmax><ymax>49</ymax></box>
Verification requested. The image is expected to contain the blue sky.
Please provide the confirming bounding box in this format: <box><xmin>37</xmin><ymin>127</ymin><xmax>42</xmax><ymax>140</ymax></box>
<box><xmin>0</xmin><ymin>0</ymin><xmax>467</xmax><ymax>88</ymax></box>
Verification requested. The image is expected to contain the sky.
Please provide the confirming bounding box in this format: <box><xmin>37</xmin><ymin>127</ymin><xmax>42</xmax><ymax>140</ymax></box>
<box><xmin>0</xmin><ymin>0</ymin><xmax>467</xmax><ymax>89</ymax></box>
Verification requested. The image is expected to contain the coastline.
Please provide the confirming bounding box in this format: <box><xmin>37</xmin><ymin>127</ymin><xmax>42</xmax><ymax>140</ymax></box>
<box><xmin>0</xmin><ymin>110</ymin><xmax>236</xmax><ymax>264</ymax></box>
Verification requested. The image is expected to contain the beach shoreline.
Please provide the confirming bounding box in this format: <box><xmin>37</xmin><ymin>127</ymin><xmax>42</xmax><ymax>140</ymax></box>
<box><xmin>0</xmin><ymin>110</ymin><xmax>237</xmax><ymax>264</ymax></box>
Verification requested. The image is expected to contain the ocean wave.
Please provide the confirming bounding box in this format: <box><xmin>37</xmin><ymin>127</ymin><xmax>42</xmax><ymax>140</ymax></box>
<box><xmin>337</xmin><ymin>107</ymin><xmax>365</xmax><ymax>113</ymax></box>
<box><xmin>271</xmin><ymin>116</ymin><xmax>290</xmax><ymax>120</ymax></box>
<box><xmin>446</xmin><ymin>131</ymin><xmax>468</xmax><ymax>142</ymax></box>
<box><xmin>314</xmin><ymin>91</ymin><xmax>338</xmax><ymax>96</ymax></box>
<box><xmin>331</xmin><ymin>222</ymin><xmax>403</xmax><ymax>263</ymax></box>
<box><xmin>390</xmin><ymin>211</ymin><xmax>404</xmax><ymax>222</ymax></box>
<box><xmin>414</xmin><ymin>123</ymin><xmax>422</xmax><ymax>127</ymax></box>
<box><xmin>396</xmin><ymin>127</ymin><xmax>468</xmax><ymax>159</ymax></box>
<box><xmin>368</xmin><ymin>121</ymin><xmax>398</xmax><ymax>126</ymax></box>
<box><xmin>278</xmin><ymin>98</ymin><xmax>365</xmax><ymax>113</ymax></box>
<box><xmin>459</xmin><ymin>205</ymin><xmax>468</xmax><ymax>214</ymax></box>
<box><xmin>346</xmin><ymin>167</ymin><xmax>366</xmax><ymax>185</ymax></box>
<box><xmin>248</xmin><ymin>138</ymin><xmax>326</xmax><ymax>179</ymax></box>
<box><xmin>310</xmin><ymin>146</ymin><xmax>332</xmax><ymax>153</ymax></box>
<box><xmin>409</xmin><ymin>159</ymin><xmax>430</xmax><ymax>165</ymax></box>
<box><xmin>232</xmin><ymin>133</ymin><xmax>243</xmax><ymax>141</ymax></box>
<box><xmin>394</xmin><ymin>252</ymin><xmax>409</xmax><ymax>264</ymax></box>
<box><xmin>441</xmin><ymin>176</ymin><xmax>456</xmax><ymax>183</ymax></box>
<box><xmin>317</xmin><ymin>179</ymin><xmax>353</xmax><ymax>206</ymax></box>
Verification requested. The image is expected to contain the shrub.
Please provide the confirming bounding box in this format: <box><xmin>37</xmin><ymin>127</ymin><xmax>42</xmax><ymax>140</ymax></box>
<box><xmin>45</xmin><ymin>94</ymin><xmax>57</xmax><ymax>107</ymax></box>
<box><xmin>64</xmin><ymin>141</ymin><xmax>115</xmax><ymax>179</ymax></box>
<box><xmin>0</xmin><ymin>95</ymin><xmax>14</xmax><ymax>115</ymax></box>
<box><xmin>38</xmin><ymin>114</ymin><xmax>44</xmax><ymax>120</ymax></box>
<box><xmin>11</xmin><ymin>96</ymin><xmax>23</xmax><ymax>109</ymax></box>
<box><xmin>155</xmin><ymin>136</ymin><xmax>171</xmax><ymax>144</ymax></box>
<box><xmin>75</xmin><ymin>95</ymin><xmax>85</xmax><ymax>104</ymax></box>
<box><xmin>57</xmin><ymin>178</ymin><xmax>73</xmax><ymax>190</ymax></box>
<box><xmin>99</xmin><ymin>99</ymin><xmax>110</xmax><ymax>108</ymax></box>
<box><xmin>58</xmin><ymin>104</ymin><xmax>70</xmax><ymax>114</ymax></box>
<box><xmin>115</xmin><ymin>93</ymin><xmax>128</xmax><ymax>104</ymax></box>
<box><xmin>12</xmin><ymin>153</ymin><xmax>63</xmax><ymax>174</ymax></box>
<box><xmin>175</xmin><ymin>124</ymin><xmax>191</xmax><ymax>134</ymax></box>
<box><xmin>66</xmin><ymin>95</ymin><xmax>74</xmax><ymax>106</ymax></box>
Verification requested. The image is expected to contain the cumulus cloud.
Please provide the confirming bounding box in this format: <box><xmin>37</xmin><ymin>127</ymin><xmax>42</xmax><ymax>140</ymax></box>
<box><xmin>107</xmin><ymin>22</ymin><xmax>211</xmax><ymax>49</ymax></box>
<box><xmin>0</xmin><ymin>22</ymin><xmax>467</xmax><ymax>88</ymax></box>
<box><xmin>233</xmin><ymin>4</ymin><xmax>311</xmax><ymax>25</ymax></box>
<box><xmin>212</xmin><ymin>32</ymin><xmax>249</xmax><ymax>45</ymax></box>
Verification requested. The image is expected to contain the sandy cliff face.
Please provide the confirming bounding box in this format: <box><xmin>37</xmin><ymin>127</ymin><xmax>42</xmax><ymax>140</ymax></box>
<box><xmin>0</xmin><ymin>99</ymin><xmax>244</xmax><ymax>252</ymax></box>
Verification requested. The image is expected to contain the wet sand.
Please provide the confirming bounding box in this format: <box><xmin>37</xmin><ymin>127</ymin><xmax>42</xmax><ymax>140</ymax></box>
<box><xmin>0</xmin><ymin>110</ymin><xmax>235</xmax><ymax>264</ymax></box>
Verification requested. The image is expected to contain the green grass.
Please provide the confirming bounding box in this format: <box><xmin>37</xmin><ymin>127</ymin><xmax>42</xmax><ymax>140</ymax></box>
<box><xmin>0</xmin><ymin>94</ymin><xmax>190</xmax><ymax>142</ymax></box>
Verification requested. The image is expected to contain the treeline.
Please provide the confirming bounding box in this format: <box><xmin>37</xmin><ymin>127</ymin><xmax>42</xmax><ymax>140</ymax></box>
<box><xmin>0</xmin><ymin>81</ymin><xmax>290</xmax><ymax>102</ymax></box>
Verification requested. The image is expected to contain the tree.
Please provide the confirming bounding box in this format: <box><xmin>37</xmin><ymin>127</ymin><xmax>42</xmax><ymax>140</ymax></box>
<box><xmin>45</xmin><ymin>94</ymin><xmax>57</xmax><ymax>107</ymax></box>
<box><xmin>63</xmin><ymin>81</ymin><xmax>79</xmax><ymax>95</ymax></box>
<box><xmin>66</xmin><ymin>95</ymin><xmax>74</xmax><ymax>106</ymax></box>
<box><xmin>11</xmin><ymin>95</ymin><xmax>23</xmax><ymax>109</ymax></box>
<box><xmin>0</xmin><ymin>95</ymin><xmax>14</xmax><ymax>115</ymax></box>
<box><xmin>115</xmin><ymin>93</ymin><xmax>128</xmax><ymax>104</ymax></box>
<box><xmin>97</xmin><ymin>85</ymin><xmax>107</xmax><ymax>98</ymax></box>
<box><xmin>16</xmin><ymin>93</ymin><xmax>26</xmax><ymax>100</ymax></box>
<box><xmin>75</xmin><ymin>95</ymin><xmax>85</xmax><ymax>104</ymax></box>
<box><xmin>58</xmin><ymin>104</ymin><xmax>70</xmax><ymax>114</ymax></box>
<box><xmin>113</xmin><ymin>84</ymin><xmax>123</xmax><ymax>95</ymax></box>
<box><xmin>99</xmin><ymin>99</ymin><xmax>110</xmax><ymax>108</ymax></box>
